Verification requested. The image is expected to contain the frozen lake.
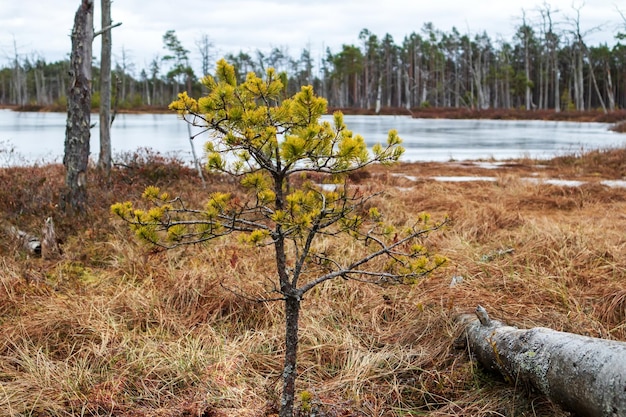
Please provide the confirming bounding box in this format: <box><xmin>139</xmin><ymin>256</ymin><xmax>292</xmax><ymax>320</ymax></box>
<box><xmin>1</xmin><ymin>110</ymin><xmax>624</xmax><ymax>165</ymax></box>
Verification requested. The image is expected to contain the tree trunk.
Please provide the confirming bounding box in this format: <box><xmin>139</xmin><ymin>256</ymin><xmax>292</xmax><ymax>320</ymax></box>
<box><xmin>375</xmin><ymin>74</ymin><xmax>382</xmax><ymax>114</ymax></box>
<box><xmin>363</xmin><ymin>55</ymin><xmax>370</xmax><ymax>109</ymax></box>
<box><xmin>554</xmin><ymin>50</ymin><xmax>560</xmax><ymax>112</ymax></box>
<box><xmin>396</xmin><ymin>64</ymin><xmax>402</xmax><ymax>108</ymax></box>
<box><xmin>524</xmin><ymin>35</ymin><xmax>531</xmax><ymax>111</ymax></box>
<box><xmin>461</xmin><ymin>306</ymin><xmax>626</xmax><ymax>417</ymax></box>
<box><xmin>63</xmin><ymin>0</ymin><xmax>93</xmax><ymax>213</ymax></box>
<box><xmin>454</xmin><ymin>56</ymin><xmax>460</xmax><ymax>108</ymax></box>
<box><xmin>280</xmin><ymin>294</ymin><xmax>301</xmax><ymax>417</ymax></box>
<box><xmin>187</xmin><ymin>123</ymin><xmax>206</xmax><ymax>187</ymax></box>
<box><xmin>403</xmin><ymin>69</ymin><xmax>410</xmax><ymax>110</ymax></box>
<box><xmin>575</xmin><ymin>46</ymin><xmax>585</xmax><ymax>110</ymax></box>
<box><xmin>472</xmin><ymin>56</ymin><xmax>487</xmax><ymax>110</ymax></box>
<box><xmin>98</xmin><ymin>0</ymin><xmax>112</xmax><ymax>176</ymax></box>
<box><xmin>12</xmin><ymin>40</ymin><xmax>23</xmax><ymax>106</ymax></box>
<box><xmin>606</xmin><ymin>63</ymin><xmax>616</xmax><ymax>112</ymax></box>
<box><xmin>589</xmin><ymin>60</ymin><xmax>607</xmax><ymax>114</ymax></box>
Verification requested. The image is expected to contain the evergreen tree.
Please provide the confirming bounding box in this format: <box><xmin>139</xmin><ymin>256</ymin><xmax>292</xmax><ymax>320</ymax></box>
<box><xmin>162</xmin><ymin>30</ymin><xmax>194</xmax><ymax>94</ymax></box>
<box><xmin>112</xmin><ymin>59</ymin><xmax>447</xmax><ymax>417</ymax></box>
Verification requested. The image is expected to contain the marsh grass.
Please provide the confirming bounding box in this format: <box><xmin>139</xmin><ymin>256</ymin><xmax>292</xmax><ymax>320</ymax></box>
<box><xmin>1</xmin><ymin>148</ymin><xmax>625</xmax><ymax>416</ymax></box>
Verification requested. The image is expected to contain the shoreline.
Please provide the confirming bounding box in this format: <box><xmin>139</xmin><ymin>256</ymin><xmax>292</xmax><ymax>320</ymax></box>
<box><xmin>3</xmin><ymin>104</ymin><xmax>625</xmax><ymax>132</ymax></box>
<box><xmin>3</xmin><ymin>103</ymin><xmax>625</xmax><ymax>120</ymax></box>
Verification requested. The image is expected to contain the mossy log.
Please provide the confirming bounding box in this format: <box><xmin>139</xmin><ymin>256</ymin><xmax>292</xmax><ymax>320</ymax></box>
<box><xmin>461</xmin><ymin>306</ymin><xmax>626</xmax><ymax>417</ymax></box>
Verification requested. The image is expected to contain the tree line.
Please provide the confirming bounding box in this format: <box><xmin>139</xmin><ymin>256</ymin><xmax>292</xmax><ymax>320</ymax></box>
<box><xmin>2</xmin><ymin>4</ymin><xmax>626</xmax><ymax>112</ymax></box>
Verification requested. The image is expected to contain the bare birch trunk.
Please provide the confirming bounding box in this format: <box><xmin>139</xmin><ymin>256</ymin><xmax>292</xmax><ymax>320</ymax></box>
<box><xmin>460</xmin><ymin>306</ymin><xmax>626</xmax><ymax>417</ymax></box>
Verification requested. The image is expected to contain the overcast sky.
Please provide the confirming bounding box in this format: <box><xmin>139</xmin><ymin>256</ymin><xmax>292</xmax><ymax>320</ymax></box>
<box><xmin>1</xmin><ymin>0</ymin><xmax>623</xmax><ymax>76</ymax></box>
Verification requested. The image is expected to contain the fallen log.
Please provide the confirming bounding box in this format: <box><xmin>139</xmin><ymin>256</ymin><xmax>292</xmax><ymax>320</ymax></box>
<box><xmin>461</xmin><ymin>306</ymin><xmax>626</xmax><ymax>417</ymax></box>
<box><xmin>1</xmin><ymin>220</ymin><xmax>41</xmax><ymax>255</ymax></box>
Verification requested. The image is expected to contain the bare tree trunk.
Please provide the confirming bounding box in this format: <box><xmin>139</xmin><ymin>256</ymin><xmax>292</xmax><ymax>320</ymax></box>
<box><xmin>98</xmin><ymin>0</ymin><xmax>112</xmax><ymax>176</ymax></box>
<box><xmin>539</xmin><ymin>58</ymin><xmax>545</xmax><ymax>109</ymax></box>
<box><xmin>195</xmin><ymin>33</ymin><xmax>214</xmax><ymax>78</ymax></box>
<box><xmin>606</xmin><ymin>64</ymin><xmax>616</xmax><ymax>112</ymax></box>
<box><xmin>12</xmin><ymin>39</ymin><xmax>24</xmax><ymax>106</ymax></box>
<box><xmin>62</xmin><ymin>0</ymin><xmax>94</xmax><ymax>213</ymax></box>
<box><xmin>187</xmin><ymin>123</ymin><xmax>205</xmax><ymax>187</ymax></box>
<box><xmin>461</xmin><ymin>306</ymin><xmax>626</xmax><ymax>417</ymax></box>
<box><xmin>454</xmin><ymin>56</ymin><xmax>460</xmax><ymax>108</ymax></box>
<box><xmin>575</xmin><ymin>46</ymin><xmax>585</xmax><ymax>110</ymax></box>
<box><xmin>472</xmin><ymin>56</ymin><xmax>487</xmax><ymax>110</ymax></box>
<box><xmin>403</xmin><ymin>69</ymin><xmax>410</xmax><ymax>110</ymax></box>
<box><xmin>38</xmin><ymin>66</ymin><xmax>48</xmax><ymax>105</ymax></box>
<box><xmin>363</xmin><ymin>54</ymin><xmax>371</xmax><ymax>109</ymax></box>
<box><xmin>396</xmin><ymin>65</ymin><xmax>402</xmax><ymax>108</ymax></box>
<box><xmin>554</xmin><ymin>52</ymin><xmax>560</xmax><ymax>112</ymax></box>
<box><xmin>34</xmin><ymin>62</ymin><xmax>43</xmax><ymax>105</ymax></box>
<box><xmin>572</xmin><ymin>49</ymin><xmax>582</xmax><ymax>110</ymax></box>
<box><xmin>589</xmin><ymin>60</ymin><xmax>607</xmax><ymax>114</ymax></box>
<box><xmin>375</xmin><ymin>74</ymin><xmax>382</xmax><ymax>114</ymax></box>
<box><xmin>524</xmin><ymin>36</ymin><xmax>531</xmax><ymax>110</ymax></box>
<box><xmin>421</xmin><ymin>69</ymin><xmax>428</xmax><ymax>105</ymax></box>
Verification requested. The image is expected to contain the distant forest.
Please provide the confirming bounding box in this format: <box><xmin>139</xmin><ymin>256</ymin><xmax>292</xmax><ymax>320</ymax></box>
<box><xmin>2</xmin><ymin>5</ymin><xmax>626</xmax><ymax>113</ymax></box>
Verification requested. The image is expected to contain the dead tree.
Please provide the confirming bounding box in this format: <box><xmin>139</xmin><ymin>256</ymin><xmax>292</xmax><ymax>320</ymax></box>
<box><xmin>461</xmin><ymin>306</ymin><xmax>626</xmax><ymax>417</ymax></box>
<box><xmin>96</xmin><ymin>0</ymin><xmax>121</xmax><ymax>178</ymax></box>
<box><xmin>63</xmin><ymin>0</ymin><xmax>94</xmax><ymax>213</ymax></box>
<box><xmin>97</xmin><ymin>0</ymin><xmax>112</xmax><ymax>177</ymax></box>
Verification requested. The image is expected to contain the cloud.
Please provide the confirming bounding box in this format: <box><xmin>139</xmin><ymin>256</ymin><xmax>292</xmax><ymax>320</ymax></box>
<box><xmin>0</xmin><ymin>0</ymin><xmax>620</xmax><ymax>74</ymax></box>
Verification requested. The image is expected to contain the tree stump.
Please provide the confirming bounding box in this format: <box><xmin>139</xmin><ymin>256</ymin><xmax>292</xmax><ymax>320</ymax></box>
<box><xmin>41</xmin><ymin>217</ymin><xmax>60</xmax><ymax>260</ymax></box>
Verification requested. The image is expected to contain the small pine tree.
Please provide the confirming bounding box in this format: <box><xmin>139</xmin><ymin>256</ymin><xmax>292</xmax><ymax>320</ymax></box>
<box><xmin>112</xmin><ymin>59</ymin><xmax>447</xmax><ymax>417</ymax></box>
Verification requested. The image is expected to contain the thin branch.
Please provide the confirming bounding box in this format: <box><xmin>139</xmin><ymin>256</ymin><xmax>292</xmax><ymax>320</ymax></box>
<box><xmin>297</xmin><ymin>219</ymin><xmax>448</xmax><ymax>295</ymax></box>
<box><xmin>292</xmin><ymin>214</ymin><xmax>322</xmax><ymax>287</ymax></box>
<box><xmin>94</xmin><ymin>21</ymin><xmax>122</xmax><ymax>37</ymax></box>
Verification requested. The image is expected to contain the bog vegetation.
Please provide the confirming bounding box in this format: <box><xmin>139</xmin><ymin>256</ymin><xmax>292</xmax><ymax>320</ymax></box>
<box><xmin>0</xmin><ymin>140</ymin><xmax>625</xmax><ymax>415</ymax></box>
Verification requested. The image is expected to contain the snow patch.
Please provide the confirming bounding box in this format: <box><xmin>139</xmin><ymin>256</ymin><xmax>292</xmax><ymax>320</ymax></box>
<box><xmin>432</xmin><ymin>176</ymin><xmax>498</xmax><ymax>183</ymax></box>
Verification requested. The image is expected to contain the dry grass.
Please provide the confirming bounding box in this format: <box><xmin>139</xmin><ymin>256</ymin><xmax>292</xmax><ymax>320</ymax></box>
<box><xmin>1</xmin><ymin>147</ymin><xmax>625</xmax><ymax>416</ymax></box>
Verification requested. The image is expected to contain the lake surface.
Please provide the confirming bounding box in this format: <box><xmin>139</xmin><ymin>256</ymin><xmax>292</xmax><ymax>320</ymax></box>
<box><xmin>1</xmin><ymin>109</ymin><xmax>624</xmax><ymax>165</ymax></box>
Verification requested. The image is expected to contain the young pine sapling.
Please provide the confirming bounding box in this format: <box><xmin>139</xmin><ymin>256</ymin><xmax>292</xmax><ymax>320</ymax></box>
<box><xmin>112</xmin><ymin>59</ymin><xmax>447</xmax><ymax>417</ymax></box>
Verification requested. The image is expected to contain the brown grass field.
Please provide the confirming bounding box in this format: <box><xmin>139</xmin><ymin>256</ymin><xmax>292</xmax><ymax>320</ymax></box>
<box><xmin>0</xmin><ymin>146</ymin><xmax>625</xmax><ymax>416</ymax></box>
